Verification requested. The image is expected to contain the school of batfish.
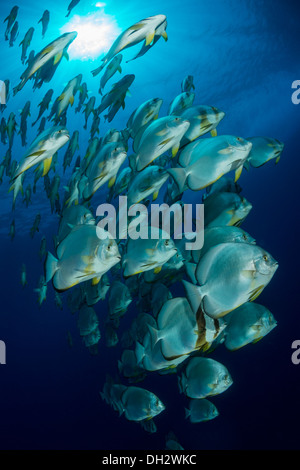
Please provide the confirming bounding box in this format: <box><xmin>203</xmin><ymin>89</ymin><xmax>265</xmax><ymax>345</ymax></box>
<box><xmin>1</xmin><ymin>2</ymin><xmax>284</xmax><ymax>439</ymax></box>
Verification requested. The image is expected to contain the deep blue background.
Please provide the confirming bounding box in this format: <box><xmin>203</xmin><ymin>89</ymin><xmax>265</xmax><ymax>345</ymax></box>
<box><xmin>0</xmin><ymin>0</ymin><xmax>300</xmax><ymax>449</ymax></box>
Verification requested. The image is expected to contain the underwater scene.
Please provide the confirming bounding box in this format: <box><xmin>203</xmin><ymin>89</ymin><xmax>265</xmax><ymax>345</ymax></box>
<box><xmin>0</xmin><ymin>0</ymin><xmax>300</xmax><ymax>451</ymax></box>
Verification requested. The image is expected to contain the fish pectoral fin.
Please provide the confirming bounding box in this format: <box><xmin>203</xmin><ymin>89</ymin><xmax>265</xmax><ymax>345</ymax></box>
<box><xmin>53</xmin><ymin>51</ymin><xmax>63</xmax><ymax>65</ymax></box>
<box><xmin>162</xmin><ymin>31</ymin><xmax>168</xmax><ymax>42</ymax></box>
<box><xmin>42</xmin><ymin>157</ymin><xmax>52</xmax><ymax>176</ymax></box>
<box><xmin>98</xmin><ymin>161</ymin><xmax>106</xmax><ymax>169</ymax></box>
<box><xmin>81</xmin><ymin>255</ymin><xmax>91</xmax><ymax>266</ymax></box>
<box><xmin>218</xmin><ymin>148</ymin><xmax>231</xmax><ymax>155</ymax></box>
<box><xmin>241</xmin><ymin>269</ymin><xmax>255</xmax><ymax>279</ymax></box>
<box><xmin>153</xmin><ymin>266</ymin><xmax>162</xmax><ymax>274</ymax></box>
<box><xmin>69</xmin><ymin>95</ymin><xmax>74</xmax><ymax>106</ymax></box>
<box><xmin>145</xmin><ymin>30</ymin><xmax>155</xmax><ymax>46</ymax></box>
<box><xmin>145</xmin><ymin>249</ymin><xmax>155</xmax><ymax>256</ymax></box>
<box><xmin>210</xmin><ymin>129</ymin><xmax>217</xmax><ymax>137</ymax></box>
<box><xmin>156</xmin><ymin>128</ymin><xmax>168</xmax><ymax>136</ymax></box>
<box><xmin>251</xmin><ymin>324</ymin><xmax>263</xmax><ymax>332</ymax></box>
<box><xmin>58</xmin><ymin>93</ymin><xmax>65</xmax><ymax>101</ymax></box>
<box><xmin>208</xmin><ymin>382</ymin><xmax>218</xmax><ymax>390</ymax></box>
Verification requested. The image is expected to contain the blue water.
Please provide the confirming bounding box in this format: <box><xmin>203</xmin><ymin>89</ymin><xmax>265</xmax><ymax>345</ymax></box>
<box><xmin>0</xmin><ymin>0</ymin><xmax>300</xmax><ymax>450</ymax></box>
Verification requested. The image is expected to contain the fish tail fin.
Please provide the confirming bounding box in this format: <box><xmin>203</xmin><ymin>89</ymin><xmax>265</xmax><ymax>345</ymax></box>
<box><xmin>91</xmin><ymin>64</ymin><xmax>105</xmax><ymax>77</ymax></box>
<box><xmin>147</xmin><ymin>324</ymin><xmax>160</xmax><ymax>348</ymax></box>
<box><xmin>167</xmin><ymin>167</ymin><xmax>186</xmax><ymax>194</ymax></box>
<box><xmin>184</xmin><ymin>407</ymin><xmax>191</xmax><ymax>419</ymax></box>
<box><xmin>128</xmin><ymin>154</ymin><xmax>137</xmax><ymax>172</ymax></box>
<box><xmin>243</xmin><ymin>160</ymin><xmax>250</xmax><ymax>171</ymax></box>
<box><xmin>44</xmin><ymin>252</ymin><xmax>58</xmax><ymax>283</ymax></box>
<box><xmin>13</xmin><ymin>80</ymin><xmax>25</xmax><ymax>96</ymax></box>
<box><xmin>185</xmin><ymin>262</ymin><xmax>197</xmax><ymax>285</ymax></box>
<box><xmin>182</xmin><ymin>280</ymin><xmax>202</xmax><ymax>315</ymax></box>
<box><xmin>117</xmin><ymin>360</ymin><xmax>123</xmax><ymax>373</ymax></box>
<box><xmin>178</xmin><ymin>374</ymin><xmax>184</xmax><ymax>394</ymax></box>
<box><xmin>135</xmin><ymin>341</ymin><xmax>145</xmax><ymax>366</ymax></box>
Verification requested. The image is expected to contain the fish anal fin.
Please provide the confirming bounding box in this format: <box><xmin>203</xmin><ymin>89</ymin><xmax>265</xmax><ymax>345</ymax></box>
<box><xmin>42</xmin><ymin>157</ymin><xmax>52</xmax><ymax>176</ymax></box>
<box><xmin>108</xmin><ymin>176</ymin><xmax>116</xmax><ymax>188</ymax></box>
<box><xmin>145</xmin><ymin>30</ymin><xmax>155</xmax><ymax>46</ymax></box>
<box><xmin>92</xmin><ymin>276</ymin><xmax>101</xmax><ymax>286</ymax></box>
<box><xmin>53</xmin><ymin>52</ymin><xmax>63</xmax><ymax>65</ymax></box>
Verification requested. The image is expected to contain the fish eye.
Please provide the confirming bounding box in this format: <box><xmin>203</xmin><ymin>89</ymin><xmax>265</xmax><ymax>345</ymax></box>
<box><xmin>237</xmin><ymin>137</ymin><xmax>242</xmax><ymax>142</ymax></box>
<box><xmin>165</xmin><ymin>240</ymin><xmax>169</xmax><ymax>246</ymax></box>
<box><xmin>263</xmin><ymin>254</ymin><xmax>268</xmax><ymax>261</ymax></box>
<box><xmin>242</xmin><ymin>233</ymin><xmax>247</xmax><ymax>240</ymax></box>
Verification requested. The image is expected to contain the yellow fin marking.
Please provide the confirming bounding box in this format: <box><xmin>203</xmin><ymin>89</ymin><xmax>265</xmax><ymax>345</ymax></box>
<box><xmin>42</xmin><ymin>157</ymin><xmax>52</xmax><ymax>176</ymax></box>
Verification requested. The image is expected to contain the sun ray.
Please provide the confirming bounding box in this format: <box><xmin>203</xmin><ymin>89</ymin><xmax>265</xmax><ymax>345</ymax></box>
<box><xmin>61</xmin><ymin>11</ymin><xmax>120</xmax><ymax>60</ymax></box>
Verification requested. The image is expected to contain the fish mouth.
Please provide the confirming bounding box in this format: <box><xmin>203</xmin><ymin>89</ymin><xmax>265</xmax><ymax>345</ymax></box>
<box><xmin>68</xmin><ymin>31</ymin><xmax>78</xmax><ymax>41</ymax></box>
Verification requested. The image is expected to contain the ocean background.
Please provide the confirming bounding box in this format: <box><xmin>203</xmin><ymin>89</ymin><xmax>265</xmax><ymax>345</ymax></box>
<box><xmin>0</xmin><ymin>0</ymin><xmax>300</xmax><ymax>449</ymax></box>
